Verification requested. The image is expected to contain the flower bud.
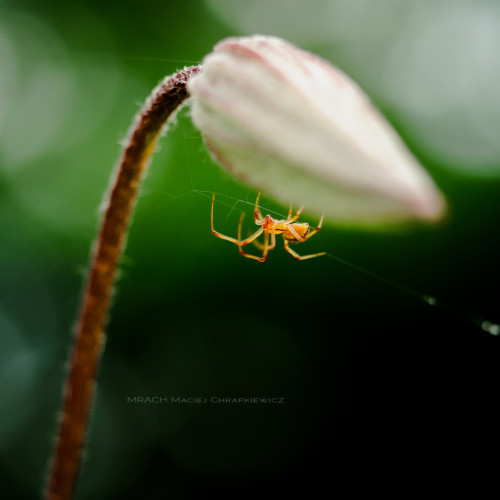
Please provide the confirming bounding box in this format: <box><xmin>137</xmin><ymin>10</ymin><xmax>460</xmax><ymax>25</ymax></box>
<box><xmin>188</xmin><ymin>35</ymin><xmax>445</xmax><ymax>224</ymax></box>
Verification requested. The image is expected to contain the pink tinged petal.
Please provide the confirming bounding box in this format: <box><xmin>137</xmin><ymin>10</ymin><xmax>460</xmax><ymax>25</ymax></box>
<box><xmin>188</xmin><ymin>35</ymin><xmax>446</xmax><ymax>223</ymax></box>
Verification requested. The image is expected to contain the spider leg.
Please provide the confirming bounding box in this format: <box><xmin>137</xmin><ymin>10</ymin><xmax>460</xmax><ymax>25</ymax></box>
<box><xmin>238</xmin><ymin>223</ymin><xmax>270</xmax><ymax>262</ymax></box>
<box><xmin>212</xmin><ymin>193</ymin><xmax>263</xmax><ymax>246</ymax></box>
<box><xmin>260</xmin><ymin>230</ymin><xmax>277</xmax><ymax>261</ymax></box>
<box><xmin>304</xmin><ymin>215</ymin><xmax>324</xmax><ymax>240</ymax></box>
<box><xmin>249</xmin><ymin>228</ymin><xmax>277</xmax><ymax>251</ymax></box>
<box><xmin>286</xmin><ymin>204</ymin><xmax>304</xmax><ymax>223</ymax></box>
<box><xmin>283</xmin><ymin>239</ymin><xmax>326</xmax><ymax>260</ymax></box>
<box><xmin>253</xmin><ymin>192</ymin><xmax>263</xmax><ymax>221</ymax></box>
<box><xmin>252</xmin><ymin>237</ymin><xmax>265</xmax><ymax>250</ymax></box>
<box><xmin>269</xmin><ymin>228</ymin><xmax>277</xmax><ymax>252</ymax></box>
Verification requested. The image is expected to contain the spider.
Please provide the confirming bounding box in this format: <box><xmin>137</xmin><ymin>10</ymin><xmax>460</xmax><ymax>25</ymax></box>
<box><xmin>211</xmin><ymin>192</ymin><xmax>326</xmax><ymax>262</ymax></box>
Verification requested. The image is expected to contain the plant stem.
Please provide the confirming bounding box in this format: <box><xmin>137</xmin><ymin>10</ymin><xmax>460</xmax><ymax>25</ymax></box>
<box><xmin>45</xmin><ymin>65</ymin><xmax>201</xmax><ymax>500</ymax></box>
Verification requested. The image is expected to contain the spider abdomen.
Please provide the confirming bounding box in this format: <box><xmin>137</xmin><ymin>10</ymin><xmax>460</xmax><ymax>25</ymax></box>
<box><xmin>283</xmin><ymin>223</ymin><xmax>310</xmax><ymax>243</ymax></box>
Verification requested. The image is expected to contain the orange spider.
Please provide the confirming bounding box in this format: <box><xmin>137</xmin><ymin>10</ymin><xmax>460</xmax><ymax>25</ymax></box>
<box><xmin>211</xmin><ymin>192</ymin><xmax>326</xmax><ymax>262</ymax></box>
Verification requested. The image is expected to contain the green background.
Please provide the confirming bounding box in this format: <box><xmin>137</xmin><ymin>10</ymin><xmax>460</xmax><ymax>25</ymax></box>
<box><xmin>1</xmin><ymin>0</ymin><xmax>499</xmax><ymax>497</ymax></box>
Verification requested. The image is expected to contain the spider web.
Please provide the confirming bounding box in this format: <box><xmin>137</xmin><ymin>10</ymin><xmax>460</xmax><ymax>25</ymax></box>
<box><xmin>168</xmin><ymin>107</ymin><xmax>500</xmax><ymax>338</ymax></box>
<box><xmin>194</xmin><ymin>191</ymin><xmax>500</xmax><ymax>338</ymax></box>
<box><xmin>3</xmin><ymin>40</ymin><xmax>497</xmax><ymax>339</ymax></box>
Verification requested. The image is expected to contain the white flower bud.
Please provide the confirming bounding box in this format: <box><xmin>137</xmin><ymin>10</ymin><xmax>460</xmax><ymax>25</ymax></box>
<box><xmin>188</xmin><ymin>35</ymin><xmax>445</xmax><ymax>223</ymax></box>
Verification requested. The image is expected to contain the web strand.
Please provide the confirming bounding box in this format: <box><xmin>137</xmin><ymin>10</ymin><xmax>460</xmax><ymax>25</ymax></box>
<box><xmin>323</xmin><ymin>251</ymin><xmax>499</xmax><ymax>337</ymax></box>
<box><xmin>197</xmin><ymin>189</ymin><xmax>499</xmax><ymax>338</ymax></box>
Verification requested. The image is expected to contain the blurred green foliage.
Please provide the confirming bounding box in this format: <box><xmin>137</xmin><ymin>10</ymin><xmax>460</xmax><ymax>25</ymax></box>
<box><xmin>1</xmin><ymin>0</ymin><xmax>499</xmax><ymax>498</ymax></box>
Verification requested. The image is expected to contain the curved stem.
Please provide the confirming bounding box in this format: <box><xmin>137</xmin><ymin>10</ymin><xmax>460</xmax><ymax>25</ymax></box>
<box><xmin>45</xmin><ymin>65</ymin><xmax>201</xmax><ymax>500</ymax></box>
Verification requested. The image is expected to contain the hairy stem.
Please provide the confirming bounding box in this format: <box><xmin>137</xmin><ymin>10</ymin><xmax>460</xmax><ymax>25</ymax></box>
<box><xmin>45</xmin><ymin>65</ymin><xmax>201</xmax><ymax>500</ymax></box>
